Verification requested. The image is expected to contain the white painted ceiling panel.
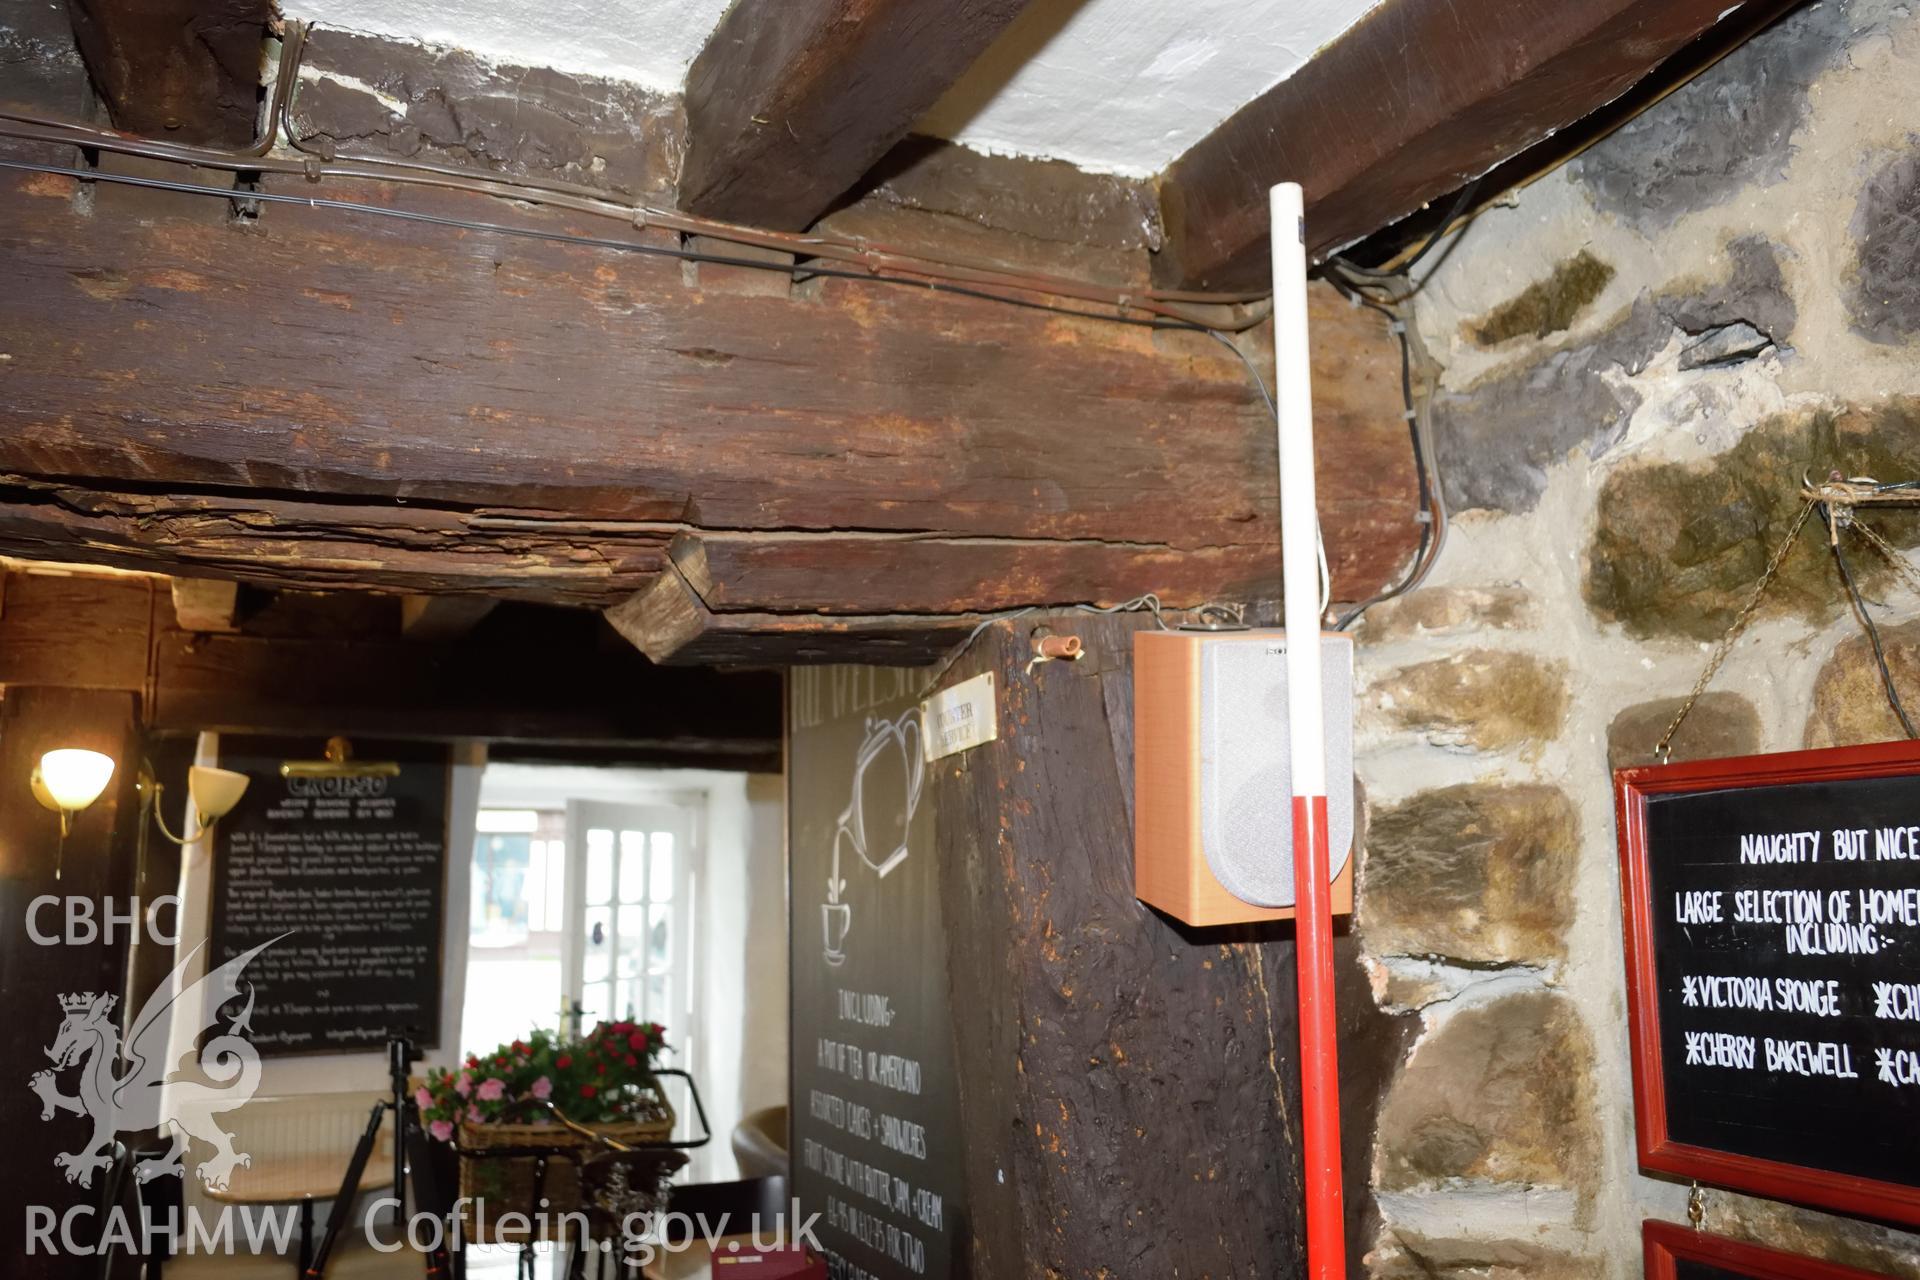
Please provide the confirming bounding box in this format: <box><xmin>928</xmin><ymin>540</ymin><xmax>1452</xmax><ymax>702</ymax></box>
<box><xmin>281</xmin><ymin>0</ymin><xmax>1385</xmax><ymax>177</ymax></box>
<box><xmin>919</xmin><ymin>0</ymin><xmax>1387</xmax><ymax>177</ymax></box>
<box><xmin>280</xmin><ymin>0</ymin><xmax>737</xmax><ymax>93</ymax></box>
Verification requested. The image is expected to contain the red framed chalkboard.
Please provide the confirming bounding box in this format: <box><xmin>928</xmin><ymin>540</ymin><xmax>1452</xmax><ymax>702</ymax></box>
<box><xmin>1644</xmin><ymin>1220</ymin><xmax>1896</xmax><ymax>1280</ymax></box>
<box><xmin>1618</xmin><ymin>741</ymin><xmax>1920</xmax><ymax>1228</ymax></box>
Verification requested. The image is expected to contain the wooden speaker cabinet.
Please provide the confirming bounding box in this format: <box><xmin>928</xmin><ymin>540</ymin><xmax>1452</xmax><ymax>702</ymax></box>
<box><xmin>1134</xmin><ymin>628</ymin><xmax>1355</xmax><ymax>927</ymax></box>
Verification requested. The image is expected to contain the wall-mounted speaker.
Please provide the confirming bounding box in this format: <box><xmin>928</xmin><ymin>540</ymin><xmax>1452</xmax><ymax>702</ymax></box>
<box><xmin>1134</xmin><ymin>629</ymin><xmax>1355</xmax><ymax>927</ymax></box>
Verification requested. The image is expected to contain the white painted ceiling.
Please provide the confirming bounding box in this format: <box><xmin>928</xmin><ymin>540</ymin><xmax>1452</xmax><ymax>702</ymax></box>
<box><xmin>924</xmin><ymin>0</ymin><xmax>1384</xmax><ymax>177</ymax></box>
<box><xmin>281</xmin><ymin>0</ymin><xmax>739</xmax><ymax>94</ymax></box>
<box><xmin>282</xmin><ymin>0</ymin><xmax>1384</xmax><ymax>178</ymax></box>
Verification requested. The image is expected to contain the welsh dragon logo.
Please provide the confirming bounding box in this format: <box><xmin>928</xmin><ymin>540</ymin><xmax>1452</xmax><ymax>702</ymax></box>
<box><xmin>30</xmin><ymin>936</ymin><xmax>283</xmax><ymax>1190</ymax></box>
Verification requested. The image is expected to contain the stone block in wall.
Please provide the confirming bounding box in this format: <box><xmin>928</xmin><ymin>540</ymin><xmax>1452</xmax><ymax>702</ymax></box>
<box><xmin>1586</xmin><ymin>403</ymin><xmax>1920</xmax><ymax>641</ymax></box>
<box><xmin>1369</xmin><ymin>1232</ymin><xmax>1601</xmax><ymax>1280</ymax></box>
<box><xmin>1607</xmin><ymin>692</ymin><xmax>1761</xmax><ymax>769</ymax></box>
<box><xmin>1432</xmin><ymin>237</ymin><xmax>1794</xmax><ymax>515</ymax></box>
<box><xmin>1805</xmin><ymin>619</ymin><xmax>1920</xmax><ymax>749</ymax></box>
<box><xmin>1370</xmin><ymin>650</ymin><xmax>1567</xmax><ymax>753</ymax></box>
<box><xmin>1568</xmin><ymin>0</ymin><xmax>1858</xmax><ymax>232</ymax></box>
<box><xmin>1851</xmin><ymin>145</ymin><xmax>1920</xmax><ymax>346</ymax></box>
<box><xmin>1703</xmin><ymin>1196</ymin><xmax>1920</xmax><ymax>1279</ymax></box>
<box><xmin>1357</xmin><ymin>586</ymin><xmax>1531</xmax><ymax>642</ymax></box>
<box><xmin>1376</xmin><ymin>990</ymin><xmax>1598</xmax><ymax>1194</ymax></box>
<box><xmin>1362</xmin><ymin>783</ymin><xmax>1577</xmax><ymax>966</ymax></box>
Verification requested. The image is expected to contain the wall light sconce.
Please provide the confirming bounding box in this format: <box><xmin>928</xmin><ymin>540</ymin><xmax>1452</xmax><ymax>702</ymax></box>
<box><xmin>140</xmin><ymin>764</ymin><xmax>250</xmax><ymax>845</ymax></box>
<box><xmin>32</xmin><ymin>748</ymin><xmax>117</xmax><ymax>881</ymax></box>
<box><xmin>31</xmin><ymin>748</ymin><xmax>116</xmax><ymax>838</ymax></box>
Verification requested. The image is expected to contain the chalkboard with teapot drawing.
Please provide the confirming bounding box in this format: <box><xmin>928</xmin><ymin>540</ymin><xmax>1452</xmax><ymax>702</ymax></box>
<box><xmin>789</xmin><ymin>667</ymin><xmax>965</xmax><ymax>1280</ymax></box>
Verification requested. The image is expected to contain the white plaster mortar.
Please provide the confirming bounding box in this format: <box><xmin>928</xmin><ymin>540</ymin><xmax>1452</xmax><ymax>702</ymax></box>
<box><xmin>1360</xmin><ymin>6</ymin><xmax>1920</xmax><ymax>1272</ymax></box>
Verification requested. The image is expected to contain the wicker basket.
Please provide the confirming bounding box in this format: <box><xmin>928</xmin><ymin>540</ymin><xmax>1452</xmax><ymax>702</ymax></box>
<box><xmin>456</xmin><ymin>1081</ymin><xmax>675</xmax><ymax>1243</ymax></box>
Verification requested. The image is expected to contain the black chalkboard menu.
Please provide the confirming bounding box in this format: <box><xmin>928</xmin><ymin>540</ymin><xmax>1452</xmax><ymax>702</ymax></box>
<box><xmin>790</xmin><ymin>668</ymin><xmax>969</xmax><ymax>1280</ymax></box>
<box><xmin>1643</xmin><ymin>1220</ymin><xmax>1891</xmax><ymax>1280</ymax></box>
<box><xmin>210</xmin><ymin>736</ymin><xmax>451</xmax><ymax>1056</ymax></box>
<box><xmin>1618</xmin><ymin>742</ymin><xmax>1920</xmax><ymax>1227</ymax></box>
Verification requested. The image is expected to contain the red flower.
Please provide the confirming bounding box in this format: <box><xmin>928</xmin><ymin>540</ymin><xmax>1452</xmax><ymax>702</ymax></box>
<box><xmin>512</xmin><ymin>1040</ymin><xmax>528</xmax><ymax>1054</ymax></box>
<box><xmin>556</xmin><ymin>1055</ymin><xmax>572</xmax><ymax>1069</ymax></box>
<box><xmin>625</xmin><ymin>1054</ymin><xmax>637</xmax><ymax>1067</ymax></box>
<box><xmin>580</xmin><ymin>1084</ymin><xmax>597</xmax><ymax>1099</ymax></box>
<box><xmin>596</xmin><ymin>1061</ymin><xmax>607</xmax><ymax>1075</ymax></box>
<box><xmin>627</xmin><ymin>1031</ymin><xmax>647</xmax><ymax>1051</ymax></box>
<box><xmin>465</xmin><ymin>1055</ymin><xmax>479</xmax><ymax>1068</ymax></box>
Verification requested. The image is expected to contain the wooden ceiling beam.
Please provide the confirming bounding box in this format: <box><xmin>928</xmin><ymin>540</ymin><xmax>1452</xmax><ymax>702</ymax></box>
<box><xmin>678</xmin><ymin>0</ymin><xmax>1036</xmax><ymax>231</ymax></box>
<box><xmin>1154</xmin><ymin>0</ymin><xmax>1804</xmax><ymax>290</ymax></box>
<box><xmin>0</xmin><ymin>570</ymin><xmax>783</xmax><ymax>768</ymax></box>
<box><xmin>169</xmin><ymin>575</ymin><xmax>240</xmax><ymax>632</ymax></box>
<box><xmin>606</xmin><ymin>566</ymin><xmax>978</xmax><ymax>667</ymax></box>
<box><xmin>65</xmin><ymin>0</ymin><xmax>273</xmax><ymax>147</ymax></box>
<box><xmin>0</xmin><ymin>162</ymin><xmax>1417</xmax><ymax>662</ymax></box>
<box><xmin>400</xmin><ymin>594</ymin><xmax>499</xmax><ymax>642</ymax></box>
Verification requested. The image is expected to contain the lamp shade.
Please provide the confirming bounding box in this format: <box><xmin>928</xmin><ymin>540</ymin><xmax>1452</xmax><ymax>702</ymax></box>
<box><xmin>187</xmin><ymin>766</ymin><xmax>249</xmax><ymax>821</ymax></box>
<box><xmin>38</xmin><ymin>749</ymin><xmax>116</xmax><ymax>812</ymax></box>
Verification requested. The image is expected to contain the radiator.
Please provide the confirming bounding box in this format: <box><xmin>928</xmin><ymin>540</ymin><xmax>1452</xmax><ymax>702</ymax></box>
<box><xmin>179</xmin><ymin>1091</ymin><xmax>389</xmax><ymax>1251</ymax></box>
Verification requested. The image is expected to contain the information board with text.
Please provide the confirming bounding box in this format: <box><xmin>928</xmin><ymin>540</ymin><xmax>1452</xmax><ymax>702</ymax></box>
<box><xmin>210</xmin><ymin>736</ymin><xmax>450</xmax><ymax>1056</ymax></box>
<box><xmin>1619</xmin><ymin>743</ymin><xmax>1920</xmax><ymax>1226</ymax></box>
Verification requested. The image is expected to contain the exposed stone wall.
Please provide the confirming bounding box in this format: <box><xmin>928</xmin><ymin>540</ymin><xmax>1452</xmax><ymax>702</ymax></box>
<box><xmin>1359</xmin><ymin>2</ymin><xmax>1920</xmax><ymax>1275</ymax></box>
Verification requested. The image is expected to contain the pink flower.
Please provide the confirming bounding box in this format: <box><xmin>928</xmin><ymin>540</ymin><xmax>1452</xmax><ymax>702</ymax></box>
<box><xmin>476</xmin><ymin>1077</ymin><xmax>506</xmax><ymax>1102</ymax></box>
<box><xmin>467</xmin><ymin>1105</ymin><xmax>482</xmax><ymax>1123</ymax></box>
<box><xmin>454</xmin><ymin>1072</ymin><xmax>472</xmax><ymax>1098</ymax></box>
<box><xmin>415</xmin><ymin>1087</ymin><xmax>432</xmax><ymax>1110</ymax></box>
<box><xmin>429</xmin><ymin>1119</ymin><xmax>453</xmax><ymax>1142</ymax></box>
<box><xmin>530</xmin><ymin>1076</ymin><xmax>553</xmax><ymax>1100</ymax></box>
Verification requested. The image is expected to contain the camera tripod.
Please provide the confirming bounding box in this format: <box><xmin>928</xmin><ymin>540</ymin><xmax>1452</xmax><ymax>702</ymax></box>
<box><xmin>304</xmin><ymin>1034</ymin><xmax>459</xmax><ymax>1279</ymax></box>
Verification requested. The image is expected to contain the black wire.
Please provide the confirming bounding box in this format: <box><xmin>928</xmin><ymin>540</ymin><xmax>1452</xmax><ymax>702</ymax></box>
<box><xmin>0</xmin><ymin>157</ymin><xmax>1208</xmax><ymax>334</ymax></box>
<box><xmin>1202</xmin><ymin>330</ymin><xmax>1277</xmax><ymax>420</ymax></box>
<box><xmin>1326</xmin><ymin>278</ymin><xmax>1435</xmax><ymax>631</ymax></box>
<box><xmin>1330</xmin><ymin>179</ymin><xmax>1484</xmax><ymax>281</ymax></box>
<box><xmin>5</xmin><ymin>152</ymin><xmax>1446</xmax><ymax>630</ymax></box>
<box><xmin>1827</xmin><ymin>507</ymin><xmax>1918</xmax><ymax>738</ymax></box>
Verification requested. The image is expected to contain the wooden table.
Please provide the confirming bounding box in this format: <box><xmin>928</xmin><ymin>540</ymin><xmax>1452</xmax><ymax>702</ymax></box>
<box><xmin>201</xmin><ymin>1147</ymin><xmax>395</xmax><ymax>1275</ymax></box>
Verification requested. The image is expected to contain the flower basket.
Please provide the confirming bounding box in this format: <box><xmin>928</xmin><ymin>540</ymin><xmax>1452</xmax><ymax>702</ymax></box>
<box><xmin>455</xmin><ymin>1079</ymin><xmax>677</xmax><ymax>1243</ymax></box>
<box><xmin>418</xmin><ymin>1020</ymin><xmax>682</xmax><ymax>1244</ymax></box>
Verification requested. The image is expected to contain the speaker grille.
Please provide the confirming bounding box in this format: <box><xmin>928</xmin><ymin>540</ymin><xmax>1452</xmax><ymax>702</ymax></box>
<box><xmin>1198</xmin><ymin>633</ymin><xmax>1355</xmax><ymax>908</ymax></box>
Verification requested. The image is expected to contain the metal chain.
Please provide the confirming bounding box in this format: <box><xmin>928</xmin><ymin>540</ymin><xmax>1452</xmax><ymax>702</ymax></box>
<box><xmin>1849</xmin><ymin>517</ymin><xmax>1920</xmax><ymax>599</ymax></box>
<box><xmin>1654</xmin><ymin>500</ymin><xmax>1818</xmax><ymax>761</ymax></box>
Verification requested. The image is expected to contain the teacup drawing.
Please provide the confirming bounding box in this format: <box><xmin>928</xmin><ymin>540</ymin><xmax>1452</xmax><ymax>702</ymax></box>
<box><xmin>822</xmin><ymin>901</ymin><xmax>852</xmax><ymax>966</ymax></box>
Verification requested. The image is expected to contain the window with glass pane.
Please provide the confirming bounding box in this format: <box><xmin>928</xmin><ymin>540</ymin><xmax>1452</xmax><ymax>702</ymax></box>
<box><xmin>569</xmin><ymin>804</ymin><xmax>689</xmax><ymax>1042</ymax></box>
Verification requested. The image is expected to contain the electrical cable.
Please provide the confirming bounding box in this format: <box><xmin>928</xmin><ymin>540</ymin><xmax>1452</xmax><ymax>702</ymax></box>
<box><xmin>0</xmin><ymin>116</ymin><xmax>1263</xmax><ymax>331</ymax></box>
<box><xmin>1203</xmin><ymin>330</ymin><xmax>1332</xmax><ymax>622</ymax></box>
<box><xmin>0</xmin><ymin>156</ymin><xmax>1225</xmax><ymax>332</ymax></box>
<box><xmin>0</xmin><ymin>36</ymin><xmax>1445</xmax><ymax>629</ymax></box>
<box><xmin>0</xmin><ymin>24</ymin><xmax>1267</xmax><ymax>334</ymax></box>
<box><xmin>1330</xmin><ymin>179</ymin><xmax>1483</xmax><ymax>282</ymax></box>
<box><xmin>1827</xmin><ymin>507</ymin><xmax>1919</xmax><ymax>738</ymax></box>
<box><xmin>1324</xmin><ymin>278</ymin><xmax>1449</xmax><ymax>631</ymax></box>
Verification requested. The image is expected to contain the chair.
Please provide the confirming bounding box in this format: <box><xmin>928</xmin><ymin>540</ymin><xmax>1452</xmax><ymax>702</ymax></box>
<box><xmin>730</xmin><ymin>1106</ymin><xmax>789</xmax><ymax>1179</ymax></box>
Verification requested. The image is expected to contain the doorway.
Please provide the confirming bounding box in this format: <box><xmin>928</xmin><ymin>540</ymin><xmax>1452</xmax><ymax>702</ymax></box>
<box><xmin>459</xmin><ymin>763</ymin><xmax>787</xmax><ymax>1185</ymax></box>
<box><xmin>563</xmin><ymin>800</ymin><xmax>694</xmax><ymax>1050</ymax></box>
